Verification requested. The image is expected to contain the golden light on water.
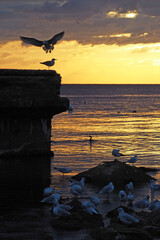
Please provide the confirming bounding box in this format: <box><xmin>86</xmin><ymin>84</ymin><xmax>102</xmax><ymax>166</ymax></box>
<box><xmin>1</xmin><ymin>40</ymin><xmax>160</xmax><ymax>83</ymax></box>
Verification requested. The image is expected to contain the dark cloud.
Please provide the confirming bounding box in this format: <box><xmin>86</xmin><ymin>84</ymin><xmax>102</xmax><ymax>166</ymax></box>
<box><xmin>1</xmin><ymin>0</ymin><xmax>160</xmax><ymax>45</ymax></box>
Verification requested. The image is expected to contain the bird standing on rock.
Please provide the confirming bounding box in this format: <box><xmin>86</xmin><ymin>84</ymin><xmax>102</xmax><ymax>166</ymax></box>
<box><xmin>40</xmin><ymin>58</ymin><xmax>56</xmax><ymax>69</ymax></box>
<box><xmin>112</xmin><ymin>149</ymin><xmax>124</xmax><ymax>159</ymax></box>
<box><xmin>126</xmin><ymin>155</ymin><xmax>137</xmax><ymax>166</ymax></box>
<box><xmin>20</xmin><ymin>31</ymin><xmax>64</xmax><ymax>53</ymax></box>
<box><xmin>54</xmin><ymin>167</ymin><xmax>72</xmax><ymax>177</ymax></box>
<box><xmin>99</xmin><ymin>182</ymin><xmax>114</xmax><ymax>200</ymax></box>
<box><xmin>118</xmin><ymin>208</ymin><xmax>139</xmax><ymax>225</ymax></box>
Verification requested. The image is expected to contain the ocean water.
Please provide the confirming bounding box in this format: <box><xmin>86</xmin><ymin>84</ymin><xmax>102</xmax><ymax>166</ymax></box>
<box><xmin>50</xmin><ymin>84</ymin><xmax>160</xmax><ymax>203</ymax></box>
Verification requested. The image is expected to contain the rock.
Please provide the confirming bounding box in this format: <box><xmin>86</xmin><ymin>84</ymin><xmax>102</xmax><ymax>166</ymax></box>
<box><xmin>72</xmin><ymin>160</ymin><xmax>154</xmax><ymax>190</ymax></box>
<box><xmin>51</xmin><ymin>198</ymin><xmax>104</xmax><ymax>230</ymax></box>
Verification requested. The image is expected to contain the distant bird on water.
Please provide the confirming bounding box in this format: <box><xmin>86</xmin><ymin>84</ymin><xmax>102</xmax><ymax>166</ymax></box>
<box><xmin>40</xmin><ymin>58</ymin><xmax>56</xmax><ymax>69</ymax></box>
<box><xmin>54</xmin><ymin>167</ymin><xmax>72</xmax><ymax>177</ymax></box>
<box><xmin>20</xmin><ymin>31</ymin><xmax>64</xmax><ymax>53</ymax></box>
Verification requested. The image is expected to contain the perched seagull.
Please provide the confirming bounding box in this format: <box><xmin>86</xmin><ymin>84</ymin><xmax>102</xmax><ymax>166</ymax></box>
<box><xmin>119</xmin><ymin>190</ymin><xmax>127</xmax><ymax>204</ymax></box>
<box><xmin>112</xmin><ymin>149</ymin><xmax>124</xmax><ymax>159</ymax></box>
<box><xmin>70</xmin><ymin>177</ymin><xmax>85</xmax><ymax>188</ymax></box>
<box><xmin>40</xmin><ymin>58</ymin><xmax>56</xmax><ymax>69</ymax></box>
<box><xmin>52</xmin><ymin>203</ymin><xmax>72</xmax><ymax>216</ymax></box>
<box><xmin>118</xmin><ymin>208</ymin><xmax>139</xmax><ymax>225</ymax></box>
<box><xmin>126</xmin><ymin>182</ymin><xmax>134</xmax><ymax>193</ymax></box>
<box><xmin>127</xmin><ymin>192</ymin><xmax>134</xmax><ymax>206</ymax></box>
<box><xmin>20</xmin><ymin>31</ymin><xmax>64</xmax><ymax>53</ymax></box>
<box><xmin>126</xmin><ymin>155</ymin><xmax>137</xmax><ymax>166</ymax></box>
<box><xmin>89</xmin><ymin>195</ymin><xmax>100</xmax><ymax>206</ymax></box>
<box><xmin>150</xmin><ymin>179</ymin><xmax>160</xmax><ymax>191</ymax></box>
<box><xmin>134</xmin><ymin>194</ymin><xmax>150</xmax><ymax>211</ymax></box>
<box><xmin>54</xmin><ymin>167</ymin><xmax>72</xmax><ymax>177</ymax></box>
<box><xmin>43</xmin><ymin>186</ymin><xmax>54</xmax><ymax>196</ymax></box>
<box><xmin>70</xmin><ymin>184</ymin><xmax>84</xmax><ymax>197</ymax></box>
<box><xmin>40</xmin><ymin>190</ymin><xmax>60</xmax><ymax>204</ymax></box>
<box><xmin>82</xmin><ymin>201</ymin><xmax>98</xmax><ymax>215</ymax></box>
<box><xmin>99</xmin><ymin>182</ymin><xmax>114</xmax><ymax>200</ymax></box>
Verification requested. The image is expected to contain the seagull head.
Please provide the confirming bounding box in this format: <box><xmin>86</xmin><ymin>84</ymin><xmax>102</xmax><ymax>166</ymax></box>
<box><xmin>118</xmin><ymin>208</ymin><xmax>124</xmax><ymax>214</ymax></box>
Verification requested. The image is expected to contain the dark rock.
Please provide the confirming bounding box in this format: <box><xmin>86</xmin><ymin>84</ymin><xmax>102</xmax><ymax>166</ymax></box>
<box><xmin>72</xmin><ymin>160</ymin><xmax>154</xmax><ymax>190</ymax></box>
<box><xmin>51</xmin><ymin>198</ymin><xmax>104</xmax><ymax>230</ymax></box>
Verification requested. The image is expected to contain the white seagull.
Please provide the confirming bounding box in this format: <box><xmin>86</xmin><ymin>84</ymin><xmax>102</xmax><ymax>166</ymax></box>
<box><xmin>119</xmin><ymin>190</ymin><xmax>127</xmax><ymax>204</ymax></box>
<box><xmin>126</xmin><ymin>182</ymin><xmax>134</xmax><ymax>193</ymax></box>
<box><xmin>118</xmin><ymin>208</ymin><xmax>139</xmax><ymax>225</ymax></box>
<box><xmin>40</xmin><ymin>190</ymin><xmax>60</xmax><ymax>205</ymax></box>
<box><xmin>89</xmin><ymin>195</ymin><xmax>100</xmax><ymax>206</ymax></box>
<box><xmin>43</xmin><ymin>186</ymin><xmax>54</xmax><ymax>196</ymax></box>
<box><xmin>134</xmin><ymin>194</ymin><xmax>150</xmax><ymax>211</ymax></box>
<box><xmin>40</xmin><ymin>58</ymin><xmax>56</xmax><ymax>69</ymax></box>
<box><xmin>70</xmin><ymin>184</ymin><xmax>84</xmax><ymax>197</ymax></box>
<box><xmin>82</xmin><ymin>200</ymin><xmax>98</xmax><ymax>215</ymax></box>
<box><xmin>99</xmin><ymin>182</ymin><xmax>114</xmax><ymax>200</ymax></box>
<box><xmin>54</xmin><ymin>167</ymin><xmax>72</xmax><ymax>177</ymax></box>
<box><xmin>20</xmin><ymin>31</ymin><xmax>64</xmax><ymax>53</ymax></box>
<box><xmin>52</xmin><ymin>203</ymin><xmax>72</xmax><ymax>216</ymax></box>
<box><xmin>112</xmin><ymin>149</ymin><xmax>124</xmax><ymax>159</ymax></box>
<box><xmin>127</xmin><ymin>192</ymin><xmax>134</xmax><ymax>205</ymax></box>
<box><xmin>126</xmin><ymin>155</ymin><xmax>137</xmax><ymax>165</ymax></box>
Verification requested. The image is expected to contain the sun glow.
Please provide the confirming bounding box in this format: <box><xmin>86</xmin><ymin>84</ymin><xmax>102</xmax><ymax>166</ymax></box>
<box><xmin>0</xmin><ymin>40</ymin><xmax>160</xmax><ymax>84</ymax></box>
<box><xmin>107</xmin><ymin>10</ymin><xmax>138</xmax><ymax>19</ymax></box>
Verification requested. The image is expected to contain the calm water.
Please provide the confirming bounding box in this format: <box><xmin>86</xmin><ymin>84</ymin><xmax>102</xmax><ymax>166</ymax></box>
<box><xmin>50</xmin><ymin>84</ymin><xmax>160</xmax><ymax>201</ymax></box>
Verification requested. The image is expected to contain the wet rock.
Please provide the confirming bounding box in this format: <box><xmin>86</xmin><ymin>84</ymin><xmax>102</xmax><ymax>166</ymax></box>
<box><xmin>51</xmin><ymin>198</ymin><xmax>104</xmax><ymax>230</ymax></box>
<box><xmin>72</xmin><ymin>160</ymin><xmax>154</xmax><ymax>190</ymax></box>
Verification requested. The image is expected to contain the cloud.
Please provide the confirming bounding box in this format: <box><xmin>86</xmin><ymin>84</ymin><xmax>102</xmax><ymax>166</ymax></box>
<box><xmin>1</xmin><ymin>0</ymin><xmax>160</xmax><ymax>46</ymax></box>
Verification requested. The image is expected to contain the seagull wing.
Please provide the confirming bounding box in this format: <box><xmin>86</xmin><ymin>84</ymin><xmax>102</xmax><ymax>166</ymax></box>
<box><xmin>123</xmin><ymin>212</ymin><xmax>139</xmax><ymax>223</ymax></box>
<box><xmin>48</xmin><ymin>31</ymin><xmax>65</xmax><ymax>45</ymax></box>
<box><xmin>20</xmin><ymin>36</ymin><xmax>43</xmax><ymax>47</ymax></box>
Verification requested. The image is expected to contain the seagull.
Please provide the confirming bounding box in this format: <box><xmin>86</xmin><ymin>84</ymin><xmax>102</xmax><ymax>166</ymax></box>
<box><xmin>20</xmin><ymin>31</ymin><xmax>64</xmax><ymax>53</ymax></box>
<box><xmin>118</xmin><ymin>208</ymin><xmax>139</xmax><ymax>225</ymax></box>
<box><xmin>126</xmin><ymin>155</ymin><xmax>137</xmax><ymax>166</ymax></box>
<box><xmin>119</xmin><ymin>190</ymin><xmax>127</xmax><ymax>204</ymax></box>
<box><xmin>52</xmin><ymin>203</ymin><xmax>72</xmax><ymax>216</ymax></box>
<box><xmin>127</xmin><ymin>192</ymin><xmax>134</xmax><ymax>206</ymax></box>
<box><xmin>82</xmin><ymin>200</ymin><xmax>98</xmax><ymax>215</ymax></box>
<box><xmin>150</xmin><ymin>179</ymin><xmax>160</xmax><ymax>191</ymax></box>
<box><xmin>89</xmin><ymin>195</ymin><xmax>100</xmax><ymax>206</ymax></box>
<box><xmin>54</xmin><ymin>167</ymin><xmax>72</xmax><ymax>177</ymax></box>
<box><xmin>99</xmin><ymin>182</ymin><xmax>114</xmax><ymax>200</ymax></box>
<box><xmin>70</xmin><ymin>177</ymin><xmax>85</xmax><ymax>188</ymax></box>
<box><xmin>40</xmin><ymin>58</ymin><xmax>56</xmax><ymax>69</ymax></box>
<box><xmin>112</xmin><ymin>149</ymin><xmax>124</xmax><ymax>159</ymax></box>
<box><xmin>126</xmin><ymin>182</ymin><xmax>134</xmax><ymax>193</ymax></box>
<box><xmin>70</xmin><ymin>184</ymin><xmax>84</xmax><ymax>197</ymax></box>
<box><xmin>43</xmin><ymin>186</ymin><xmax>54</xmax><ymax>196</ymax></box>
<box><xmin>40</xmin><ymin>190</ymin><xmax>60</xmax><ymax>204</ymax></box>
<box><xmin>134</xmin><ymin>194</ymin><xmax>150</xmax><ymax>211</ymax></box>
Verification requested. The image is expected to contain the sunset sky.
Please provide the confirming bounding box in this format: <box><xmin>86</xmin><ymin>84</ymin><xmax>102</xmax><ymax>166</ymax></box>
<box><xmin>1</xmin><ymin>0</ymin><xmax>160</xmax><ymax>84</ymax></box>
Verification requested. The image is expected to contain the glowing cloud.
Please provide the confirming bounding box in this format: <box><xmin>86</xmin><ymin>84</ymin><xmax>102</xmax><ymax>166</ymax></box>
<box><xmin>107</xmin><ymin>10</ymin><xmax>138</xmax><ymax>19</ymax></box>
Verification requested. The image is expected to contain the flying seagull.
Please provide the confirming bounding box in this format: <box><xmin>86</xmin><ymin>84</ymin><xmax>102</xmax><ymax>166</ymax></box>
<box><xmin>20</xmin><ymin>31</ymin><xmax>64</xmax><ymax>53</ymax></box>
<box><xmin>40</xmin><ymin>58</ymin><xmax>56</xmax><ymax>69</ymax></box>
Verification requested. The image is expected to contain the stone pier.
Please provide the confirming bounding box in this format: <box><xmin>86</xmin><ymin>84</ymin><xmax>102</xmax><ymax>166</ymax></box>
<box><xmin>0</xmin><ymin>69</ymin><xmax>69</xmax><ymax>157</ymax></box>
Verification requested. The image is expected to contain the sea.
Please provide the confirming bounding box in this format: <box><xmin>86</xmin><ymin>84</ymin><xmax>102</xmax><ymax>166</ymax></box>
<box><xmin>1</xmin><ymin>84</ymin><xmax>160</xmax><ymax>239</ymax></box>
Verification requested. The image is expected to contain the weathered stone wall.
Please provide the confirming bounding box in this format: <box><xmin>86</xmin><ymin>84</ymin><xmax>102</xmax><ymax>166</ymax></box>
<box><xmin>0</xmin><ymin>69</ymin><xmax>69</xmax><ymax>157</ymax></box>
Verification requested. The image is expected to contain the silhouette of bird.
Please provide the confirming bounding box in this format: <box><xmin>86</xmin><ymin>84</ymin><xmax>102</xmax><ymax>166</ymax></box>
<box><xmin>118</xmin><ymin>208</ymin><xmax>139</xmax><ymax>225</ymax></box>
<box><xmin>40</xmin><ymin>58</ymin><xmax>56</xmax><ymax>69</ymax></box>
<box><xmin>40</xmin><ymin>190</ymin><xmax>60</xmax><ymax>204</ymax></box>
<box><xmin>52</xmin><ymin>203</ymin><xmax>72</xmax><ymax>216</ymax></box>
<box><xmin>134</xmin><ymin>194</ymin><xmax>150</xmax><ymax>211</ymax></box>
<box><xmin>43</xmin><ymin>186</ymin><xmax>54</xmax><ymax>196</ymax></box>
<box><xmin>126</xmin><ymin>155</ymin><xmax>137</xmax><ymax>165</ymax></box>
<box><xmin>82</xmin><ymin>200</ymin><xmax>98</xmax><ymax>215</ymax></box>
<box><xmin>150</xmin><ymin>179</ymin><xmax>160</xmax><ymax>191</ymax></box>
<box><xmin>119</xmin><ymin>190</ymin><xmax>127</xmax><ymax>204</ymax></box>
<box><xmin>112</xmin><ymin>149</ymin><xmax>124</xmax><ymax>159</ymax></box>
<box><xmin>99</xmin><ymin>182</ymin><xmax>114</xmax><ymax>200</ymax></box>
<box><xmin>54</xmin><ymin>167</ymin><xmax>72</xmax><ymax>177</ymax></box>
<box><xmin>126</xmin><ymin>182</ymin><xmax>134</xmax><ymax>193</ymax></box>
<box><xmin>20</xmin><ymin>31</ymin><xmax>64</xmax><ymax>53</ymax></box>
